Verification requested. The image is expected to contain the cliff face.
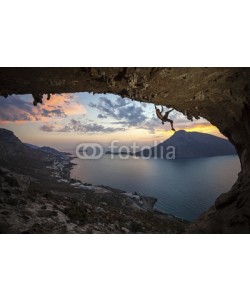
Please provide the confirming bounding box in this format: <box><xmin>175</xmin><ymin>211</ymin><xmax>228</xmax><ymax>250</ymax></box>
<box><xmin>1</xmin><ymin>67</ymin><xmax>250</xmax><ymax>233</ymax></box>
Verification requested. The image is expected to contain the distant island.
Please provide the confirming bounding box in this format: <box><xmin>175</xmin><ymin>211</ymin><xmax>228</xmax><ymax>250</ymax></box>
<box><xmin>105</xmin><ymin>130</ymin><xmax>237</xmax><ymax>159</ymax></box>
<box><xmin>105</xmin><ymin>151</ymin><xmax>133</xmax><ymax>155</ymax></box>
<box><xmin>25</xmin><ymin>143</ymin><xmax>71</xmax><ymax>156</ymax></box>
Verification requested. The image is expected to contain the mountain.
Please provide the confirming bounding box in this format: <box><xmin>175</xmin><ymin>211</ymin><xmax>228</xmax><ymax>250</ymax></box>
<box><xmin>105</xmin><ymin>150</ymin><xmax>133</xmax><ymax>155</ymax></box>
<box><xmin>0</xmin><ymin>128</ymin><xmax>69</xmax><ymax>173</ymax></box>
<box><xmin>24</xmin><ymin>143</ymin><xmax>40</xmax><ymax>150</ymax></box>
<box><xmin>136</xmin><ymin>130</ymin><xmax>237</xmax><ymax>159</ymax></box>
<box><xmin>0</xmin><ymin>128</ymin><xmax>38</xmax><ymax>159</ymax></box>
<box><xmin>25</xmin><ymin>143</ymin><xmax>69</xmax><ymax>156</ymax></box>
<box><xmin>26</xmin><ymin>145</ymin><xmax>71</xmax><ymax>156</ymax></box>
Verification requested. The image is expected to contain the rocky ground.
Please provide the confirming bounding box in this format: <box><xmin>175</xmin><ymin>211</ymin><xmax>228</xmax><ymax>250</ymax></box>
<box><xmin>0</xmin><ymin>154</ymin><xmax>188</xmax><ymax>234</ymax></box>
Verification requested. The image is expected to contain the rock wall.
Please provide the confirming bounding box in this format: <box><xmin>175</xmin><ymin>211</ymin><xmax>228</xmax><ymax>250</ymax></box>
<box><xmin>1</xmin><ymin>67</ymin><xmax>250</xmax><ymax>233</ymax></box>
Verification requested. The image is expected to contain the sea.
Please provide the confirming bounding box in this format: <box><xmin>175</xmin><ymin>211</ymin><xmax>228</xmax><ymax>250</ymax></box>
<box><xmin>70</xmin><ymin>154</ymin><xmax>240</xmax><ymax>221</ymax></box>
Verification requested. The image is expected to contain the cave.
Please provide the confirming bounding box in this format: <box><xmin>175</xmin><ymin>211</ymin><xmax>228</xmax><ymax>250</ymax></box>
<box><xmin>0</xmin><ymin>67</ymin><xmax>250</xmax><ymax>233</ymax></box>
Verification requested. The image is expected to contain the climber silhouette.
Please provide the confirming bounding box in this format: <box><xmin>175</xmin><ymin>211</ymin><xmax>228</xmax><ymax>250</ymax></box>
<box><xmin>155</xmin><ymin>105</ymin><xmax>175</xmax><ymax>131</ymax></box>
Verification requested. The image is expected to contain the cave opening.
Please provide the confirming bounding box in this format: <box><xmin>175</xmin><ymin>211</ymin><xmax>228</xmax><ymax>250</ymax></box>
<box><xmin>0</xmin><ymin>91</ymin><xmax>240</xmax><ymax>222</ymax></box>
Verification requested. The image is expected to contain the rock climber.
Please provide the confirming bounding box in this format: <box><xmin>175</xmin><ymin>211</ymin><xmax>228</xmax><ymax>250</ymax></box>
<box><xmin>155</xmin><ymin>105</ymin><xmax>176</xmax><ymax>131</ymax></box>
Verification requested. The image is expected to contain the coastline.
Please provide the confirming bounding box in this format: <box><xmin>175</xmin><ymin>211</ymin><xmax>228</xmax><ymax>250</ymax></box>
<box><xmin>65</xmin><ymin>154</ymin><xmax>190</xmax><ymax>224</ymax></box>
<box><xmin>0</xmin><ymin>147</ymin><xmax>189</xmax><ymax>233</ymax></box>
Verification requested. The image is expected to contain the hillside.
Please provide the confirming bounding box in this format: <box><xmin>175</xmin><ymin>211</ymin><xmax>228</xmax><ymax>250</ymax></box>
<box><xmin>0</xmin><ymin>128</ymin><xmax>70</xmax><ymax>177</ymax></box>
<box><xmin>136</xmin><ymin>130</ymin><xmax>237</xmax><ymax>159</ymax></box>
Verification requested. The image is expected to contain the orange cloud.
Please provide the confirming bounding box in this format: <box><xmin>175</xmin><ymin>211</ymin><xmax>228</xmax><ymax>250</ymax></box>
<box><xmin>0</xmin><ymin>94</ymin><xmax>86</xmax><ymax>124</ymax></box>
<box><xmin>41</xmin><ymin>93</ymin><xmax>86</xmax><ymax>116</ymax></box>
<box><xmin>0</xmin><ymin>120</ymin><xmax>28</xmax><ymax>125</ymax></box>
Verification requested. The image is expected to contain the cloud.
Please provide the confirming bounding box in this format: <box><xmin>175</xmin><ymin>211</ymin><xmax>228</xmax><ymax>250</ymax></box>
<box><xmin>116</xmin><ymin>105</ymin><xmax>147</xmax><ymax>125</ymax></box>
<box><xmin>40</xmin><ymin>124</ymin><xmax>55</xmax><ymax>132</ymax></box>
<box><xmin>54</xmin><ymin>119</ymin><xmax>126</xmax><ymax>134</ymax></box>
<box><xmin>41</xmin><ymin>93</ymin><xmax>85</xmax><ymax>116</ymax></box>
<box><xmin>110</xmin><ymin>121</ymin><xmax>129</xmax><ymax>125</ymax></box>
<box><xmin>88</xmin><ymin>102</ymin><xmax>97</xmax><ymax>108</ymax></box>
<box><xmin>0</xmin><ymin>93</ymin><xmax>85</xmax><ymax>123</ymax></box>
<box><xmin>97</xmin><ymin>113</ymin><xmax>107</xmax><ymax>119</ymax></box>
<box><xmin>89</xmin><ymin>96</ymin><xmax>147</xmax><ymax>126</ymax></box>
<box><xmin>138</xmin><ymin>116</ymin><xmax>161</xmax><ymax>134</ymax></box>
<box><xmin>0</xmin><ymin>95</ymin><xmax>39</xmax><ymax>122</ymax></box>
<box><xmin>41</xmin><ymin>108</ymin><xmax>67</xmax><ymax>118</ymax></box>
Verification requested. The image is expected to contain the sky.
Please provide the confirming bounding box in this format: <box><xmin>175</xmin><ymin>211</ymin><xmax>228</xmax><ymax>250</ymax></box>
<box><xmin>0</xmin><ymin>92</ymin><xmax>224</xmax><ymax>151</ymax></box>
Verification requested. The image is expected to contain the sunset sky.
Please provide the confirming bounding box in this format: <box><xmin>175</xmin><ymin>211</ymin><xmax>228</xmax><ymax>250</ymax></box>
<box><xmin>0</xmin><ymin>92</ymin><xmax>224</xmax><ymax>151</ymax></box>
